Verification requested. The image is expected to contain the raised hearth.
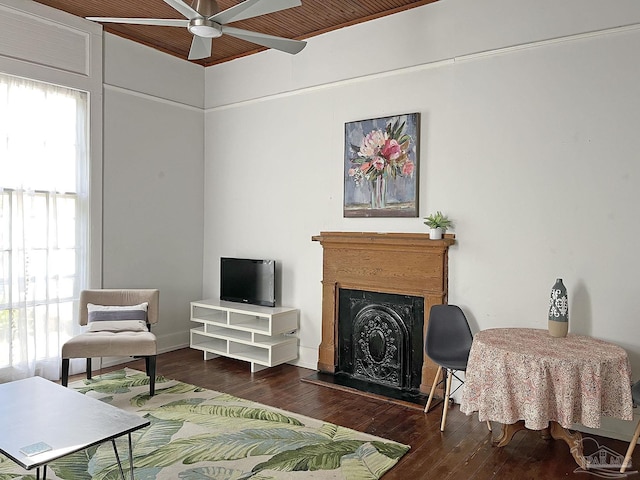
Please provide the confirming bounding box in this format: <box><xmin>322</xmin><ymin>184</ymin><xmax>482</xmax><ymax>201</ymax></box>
<box><xmin>311</xmin><ymin>232</ymin><xmax>455</xmax><ymax>399</ymax></box>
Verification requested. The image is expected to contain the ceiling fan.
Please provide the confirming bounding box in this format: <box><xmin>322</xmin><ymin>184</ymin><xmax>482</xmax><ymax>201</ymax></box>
<box><xmin>86</xmin><ymin>0</ymin><xmax>307</xmax><ymax>61</ymax></box>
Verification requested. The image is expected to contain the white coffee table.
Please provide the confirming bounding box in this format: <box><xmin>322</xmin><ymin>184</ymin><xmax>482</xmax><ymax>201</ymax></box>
<box><xmin>0</xmin><ymin>376</ymin><xmax>150</xmax><ymax>479</ymax></box>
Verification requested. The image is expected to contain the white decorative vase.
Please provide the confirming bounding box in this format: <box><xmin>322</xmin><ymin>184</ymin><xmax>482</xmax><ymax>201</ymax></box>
<box><xmin>429</xmin><ymin>227</ymin><xmax>443</xmax><ymax>240</ymax></box>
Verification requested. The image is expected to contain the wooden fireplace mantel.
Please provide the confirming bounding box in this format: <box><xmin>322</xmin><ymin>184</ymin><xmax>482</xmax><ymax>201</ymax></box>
<box><xmin>312</xmin><ymin>231</ymin><xmax>456</xmax><ymax>393</ymax></box>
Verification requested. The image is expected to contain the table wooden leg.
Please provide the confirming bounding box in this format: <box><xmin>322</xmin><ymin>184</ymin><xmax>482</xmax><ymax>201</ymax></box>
<box><xmin>493</xmin><ymin>421</ymin><xmax>587</xmax><ymax>470</ymax></box>
<box><xmin>549</xmin><ymin>421</ymin><xmax>587</xmax><ymax>470</ymax></box>
<box><xmin>493</xmin><ymin>420</ymin><xmax>527</xmax><ymax>447</ymax></box>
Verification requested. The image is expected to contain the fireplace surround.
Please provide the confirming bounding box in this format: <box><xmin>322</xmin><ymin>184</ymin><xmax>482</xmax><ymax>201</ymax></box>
<box><xmin>311</xmin><ymin>232</ymin><xmax>455</xmax><ymax>397</ymax></box>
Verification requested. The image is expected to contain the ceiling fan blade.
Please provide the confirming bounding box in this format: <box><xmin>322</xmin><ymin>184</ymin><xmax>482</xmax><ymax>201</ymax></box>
<box><xmin>86</xmin><ymin>17</ymin><xmax>189</xmax><ymax>27</ymax></box>
<box><xmin>210</xmin><ymin>0</ymin><xmax>301</xmax><ymax>24</ymax></box>
<box><xmin>223</xmin><ymin>26</ymin><xmax>306</xmax><ymax>55</ymax></box>
<box><xmin>163</xmin><ymin>0</ymin><xmax>202</xmax><ymax>20</ymax></box>
<box><xmin>188</xmin><ymin>35</ymin><xmax>212</xmax><ymax>60</ymax></box>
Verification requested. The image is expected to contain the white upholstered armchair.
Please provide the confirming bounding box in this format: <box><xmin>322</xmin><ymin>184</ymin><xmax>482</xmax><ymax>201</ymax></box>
<box><xmin>61</xmin><ymin>289</ymin><xmax>160</xmax><ymax>395</ymax></box>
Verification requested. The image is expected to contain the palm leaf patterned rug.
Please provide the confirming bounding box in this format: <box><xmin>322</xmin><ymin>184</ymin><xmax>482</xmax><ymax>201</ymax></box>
<box><xmin>0</xmin><ymin>368</ymin><xmax>409</xmax><ymax>479</ymax></box>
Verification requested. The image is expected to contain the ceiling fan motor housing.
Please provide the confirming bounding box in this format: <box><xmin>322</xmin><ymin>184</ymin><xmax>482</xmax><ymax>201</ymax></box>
<box><xmin>191</xmin><ymin>0</ymin><xmax>219</xmax><ymax>17</ymax></box>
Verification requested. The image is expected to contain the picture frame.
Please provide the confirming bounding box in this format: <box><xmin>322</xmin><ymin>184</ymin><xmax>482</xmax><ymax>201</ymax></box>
<box><xmin>343</xmin><ymin>112</ymin><xmax>420</xmax><ymax>217</ymax></box>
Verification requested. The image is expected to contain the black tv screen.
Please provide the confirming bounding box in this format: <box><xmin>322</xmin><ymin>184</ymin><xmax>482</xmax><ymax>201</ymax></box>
<box><xmin>220</xmin><ymin>257</ymin><xmax>276</xmax><ymax>307</ymax></box>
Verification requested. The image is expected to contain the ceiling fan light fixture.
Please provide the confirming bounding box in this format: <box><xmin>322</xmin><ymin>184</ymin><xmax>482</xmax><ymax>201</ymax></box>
<box><xmin>188</xmin><ymin>19</ymin><xmax>222</xmax><ymax>38</ymax></box>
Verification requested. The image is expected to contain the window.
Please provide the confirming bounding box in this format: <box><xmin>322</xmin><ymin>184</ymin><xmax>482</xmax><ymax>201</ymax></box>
<box><xmin>0</xmin><ymin>72</ymin><xmax>89</xmax><ymax>381</ymax></box>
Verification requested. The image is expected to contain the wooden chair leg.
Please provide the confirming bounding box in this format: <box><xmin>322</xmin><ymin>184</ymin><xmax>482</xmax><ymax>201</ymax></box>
<box><xmin>424</xmin><ymin>366</ymin><xmax>442</xmax><ymax>413</ymax></box>
<box><xmin>486</xmin><ymin>420</ymin><xmax>492</xmax><ymax>432</ymax></box>
<box><xmin>621</xmin><ymin>420</ymin><xmax>640</xmax><ymax>473</ymax></box>
<box><xmin>61</xmin><ymin>358</ymin><xmax>70</xmax><ymax>386</ymax></box>
<box><xmin>441</xmin><ymin>369</ymin><xmax>453</xmax><ymax>432</ymax></box>
<box><xmin>86</xmin><ymin>358</ymin><xmax>92</xmax><ymax>379</ymax></box>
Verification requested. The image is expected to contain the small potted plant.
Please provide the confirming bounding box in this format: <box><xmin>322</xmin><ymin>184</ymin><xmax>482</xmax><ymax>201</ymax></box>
<box><xmin>423</xmin><ymin>211</ymin><xmax>453</xmax><ymax>240</ymax></box>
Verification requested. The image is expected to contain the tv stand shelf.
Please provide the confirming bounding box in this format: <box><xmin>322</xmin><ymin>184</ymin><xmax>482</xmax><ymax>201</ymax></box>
<box><xmin>190</xmin><ymin>299</ymin><xmax>299</xmax><ymax>372</ymax></box>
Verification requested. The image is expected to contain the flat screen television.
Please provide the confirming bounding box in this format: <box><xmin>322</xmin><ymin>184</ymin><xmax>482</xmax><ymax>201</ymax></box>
<box><xmin>220</xmin><ymin>257</ymin><xmax>276</xmax><ymax>307</ymax></box>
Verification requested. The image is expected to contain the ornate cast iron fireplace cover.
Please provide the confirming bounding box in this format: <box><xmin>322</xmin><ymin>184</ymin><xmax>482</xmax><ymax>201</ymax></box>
<box><xmin>338</xmin><ymin>289</ymin><xmax>424</xmax><ymax>396</ymax></box>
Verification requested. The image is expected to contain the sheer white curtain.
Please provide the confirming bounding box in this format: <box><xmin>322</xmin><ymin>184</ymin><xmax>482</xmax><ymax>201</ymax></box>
<box><xmin>0</xmin><ymin>73</ymin><xmax>89</xmax><ymax>382</ymax></box>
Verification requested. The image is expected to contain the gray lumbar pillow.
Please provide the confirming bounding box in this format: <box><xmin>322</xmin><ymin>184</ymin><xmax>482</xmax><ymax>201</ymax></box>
<box><xmin>87</xmin><ymin>302</ymin><xmax>148</xmax><ymax>322</ymax></box>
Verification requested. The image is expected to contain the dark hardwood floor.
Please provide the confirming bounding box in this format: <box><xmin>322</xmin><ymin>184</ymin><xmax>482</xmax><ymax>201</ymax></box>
<box><xmin>69</xmin><ymin>348</ymin><xmax>639</xmax><ymax>479</ymax></box>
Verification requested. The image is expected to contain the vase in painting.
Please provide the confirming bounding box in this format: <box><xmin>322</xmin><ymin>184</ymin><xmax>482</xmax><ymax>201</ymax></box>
<box><xmin>370</xmin><ymin>176</ymin><xmax>387</xmax><ymax>209</ymax></box>
<box><xmin>548</xmin><ymin>278</ymin><xmax>568</xmax><ymax>337</ymax></box>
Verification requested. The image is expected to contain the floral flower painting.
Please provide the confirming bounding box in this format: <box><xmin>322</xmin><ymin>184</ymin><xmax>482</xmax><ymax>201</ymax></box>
<box><xmin>344</xmin><ymin>113</ymin><xmax>419</xmax><ymax>217</ymax></box>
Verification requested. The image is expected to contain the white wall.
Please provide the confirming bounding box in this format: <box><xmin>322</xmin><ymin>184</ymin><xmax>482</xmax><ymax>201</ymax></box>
<box><xmin>101</xmin><ymin>34</ymin><xmax>205</xmax><ymax>352</ymax></box>
<box><xmin>202</xmin><ymin>0</ymin><xmax>640</xmax><ymax>395</ymax></box>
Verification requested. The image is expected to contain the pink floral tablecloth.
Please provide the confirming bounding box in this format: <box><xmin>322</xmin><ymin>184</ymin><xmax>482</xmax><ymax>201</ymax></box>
<box><xmin>460</xmin><ymin>328</ymin><xmax>633</xmax><ymax>430</ymax></box>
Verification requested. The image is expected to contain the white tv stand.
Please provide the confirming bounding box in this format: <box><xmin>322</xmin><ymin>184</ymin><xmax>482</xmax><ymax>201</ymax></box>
<box><xmin>190</xmin><ymin>299</ymin><xmax>299</xmax><ymax>372</ymax></box>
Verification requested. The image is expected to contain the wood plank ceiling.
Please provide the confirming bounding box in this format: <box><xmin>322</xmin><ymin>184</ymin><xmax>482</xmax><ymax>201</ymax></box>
<box><xmin>32</xmin><ymin>0</ymin><xmax>438</xmax><ymax>66</ymax></box>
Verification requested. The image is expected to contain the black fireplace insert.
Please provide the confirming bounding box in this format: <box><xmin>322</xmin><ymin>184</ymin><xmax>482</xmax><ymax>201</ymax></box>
<box><xmin>335</xmin><ymin>289</ymin><xmax>424</xmax><ymax>402</ymax></box>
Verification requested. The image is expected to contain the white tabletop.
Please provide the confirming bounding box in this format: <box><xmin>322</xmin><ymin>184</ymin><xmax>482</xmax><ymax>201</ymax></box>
<box><xmin>0</xmin><ymin>376</ymin><xmax>149</xmax><ymax>470</ymax></box>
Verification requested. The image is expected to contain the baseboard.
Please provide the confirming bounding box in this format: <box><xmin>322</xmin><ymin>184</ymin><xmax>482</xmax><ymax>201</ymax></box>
<box><xmin>92</xmin><ymin>343</ymin><xmax>189</xmax><ymax>370</ymax></box>
<box><xmin>573</xmin><ymin>412</ymin><xmax>640</xmax><ymax>443</ymax></box>
<box><xmin>158</xmin><ymin>342</ymin><xmax>189</xmax><ymax>354</ymax></box>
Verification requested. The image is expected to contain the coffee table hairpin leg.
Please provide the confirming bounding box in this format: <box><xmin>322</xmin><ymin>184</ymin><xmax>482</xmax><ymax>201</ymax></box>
<box><xmin>111</xmin><ymin>433</ymin><xmax>136</xmax><ymax>480</ymax></box>
<box><xmin>34</xmin><ymin>433</ymin><xmax>135</xmax><ymax>480</ymax></box>
<box><xmin>36</xmin><ymin>465</ymin><xmax>46</xmax><ymax>480</ymax></box>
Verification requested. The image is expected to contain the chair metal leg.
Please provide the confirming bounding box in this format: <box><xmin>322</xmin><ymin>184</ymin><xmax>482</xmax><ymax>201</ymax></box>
<box><xmin>86</xmin><ymin>358</ymin><xmax>92</xmax><ymax>379</ymax></box>
<box><xmin>441</xmin><ymin>369</ymin><xmax>453</xmax><ymax>432</ymax></box>
<box><xmin>424</xmin><ymin>366</ymin><xmax>442</xmax><ymax>413</ymax></box>
<box><xmin>147</xmin><ymin>355</ymin><xmax>156</xmax><ymax>396</ymax></box>
<box><xmin>61</xmin><ymin>359</ymin><xmax>70</xmax><ymax>386</ymax></box>
<box><xmin>621</xmin><ymin>419</ymin><xmax>640</xmax><ymax>473</ymax></box>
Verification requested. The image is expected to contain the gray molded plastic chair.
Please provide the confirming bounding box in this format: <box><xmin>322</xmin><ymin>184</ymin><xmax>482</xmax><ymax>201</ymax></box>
<box><xmin>61</xmin><ymin>289</ymin><xmax>159</xmax><ymax>395</ymax></box>
<box><xmin>621</xmin><ymin>381</ymin><xmax>640</xmax><ymax>472</ymax></box>
<box><xmin>423</xmin><ymin>304</ymin><xmax>490</xmax><ymax>432</ymax></box>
